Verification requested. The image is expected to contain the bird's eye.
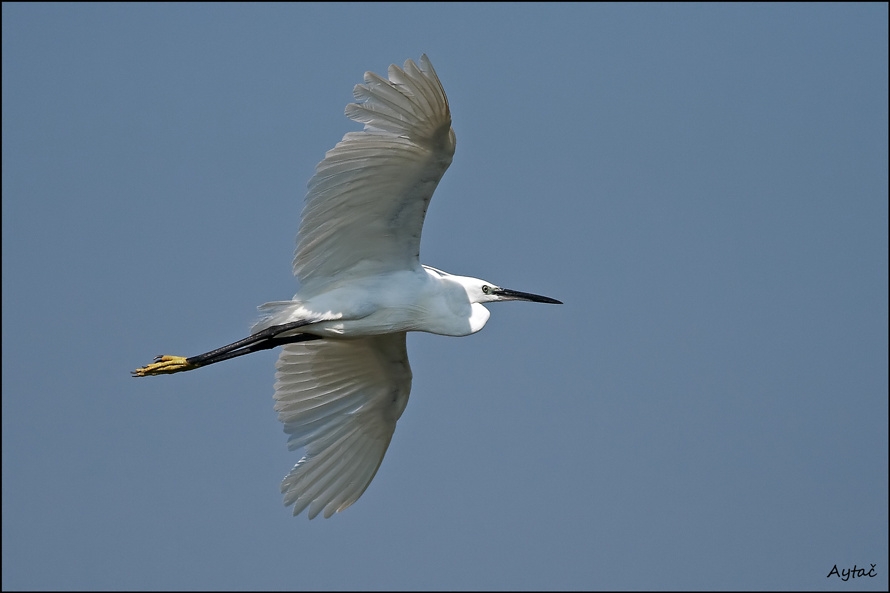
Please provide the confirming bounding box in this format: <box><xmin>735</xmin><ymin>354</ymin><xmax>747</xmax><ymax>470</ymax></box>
<box><xmin>482</xmin><ymin>285</ymin><xmax>491</xmax><ymax>294</ymax></box>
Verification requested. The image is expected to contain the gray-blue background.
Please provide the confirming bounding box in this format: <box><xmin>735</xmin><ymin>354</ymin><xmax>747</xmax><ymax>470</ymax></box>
<box><xmin>3</xmin><ymin>3</ymin><xmax>887</xmax><ymax>590</ymax></box>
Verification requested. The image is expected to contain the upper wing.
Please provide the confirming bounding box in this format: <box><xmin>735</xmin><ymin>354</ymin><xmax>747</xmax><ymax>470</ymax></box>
<box><xmin>274</xmin><ymin>333</ymin><xmax>412</xmax><ymax>519</ymax></box>
<box><xmin>293</xmin><ymin>54</ymin><xmax>456</xmax><ymax>288</ymax></box>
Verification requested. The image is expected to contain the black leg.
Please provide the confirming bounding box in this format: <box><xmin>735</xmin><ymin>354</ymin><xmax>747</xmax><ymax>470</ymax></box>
<box><xmin>132</xmin><ymin>319</ymin><xmax>323</xmax><ymax>376</ymax></box>
<box><xmin>187</xmin><ymin>331</ymin><xmax>323</xmax><ymax>367</ymax></box>
<box><xmin>185</xmin><ymin>320</ymin><xmax>317</xmax><ymax>367</ymax></box>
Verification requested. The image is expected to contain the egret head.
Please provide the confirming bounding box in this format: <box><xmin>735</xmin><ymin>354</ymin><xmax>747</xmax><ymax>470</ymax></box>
<box><xmin>464</xmin><ymin>277</ymin><xmax>562</xmax><ymax>306</ymax></box>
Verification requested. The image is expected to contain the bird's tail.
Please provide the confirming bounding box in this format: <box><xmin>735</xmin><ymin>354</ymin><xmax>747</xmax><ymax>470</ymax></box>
<box><xmin>252</xmin><ymin>301</ymin><xmax>308</xmax><ymax>335</ymax></box>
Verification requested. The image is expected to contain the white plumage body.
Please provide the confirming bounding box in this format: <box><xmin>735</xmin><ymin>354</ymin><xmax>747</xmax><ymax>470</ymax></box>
<box><xmin>254</xmin><ymin>265</ymin><xmax>491</xmax><ymax>339</ymax></box>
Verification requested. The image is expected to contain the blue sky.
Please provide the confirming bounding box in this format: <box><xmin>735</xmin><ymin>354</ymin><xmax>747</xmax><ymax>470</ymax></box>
<box><xmin>3</xmin><ymin>3</ymin><xmax>887</xmax><ymax>590</ymax></box>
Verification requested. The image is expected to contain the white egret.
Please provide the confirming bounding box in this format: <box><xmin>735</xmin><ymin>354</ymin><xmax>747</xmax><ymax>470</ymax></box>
<box><xmin>133</xmin><ymin>55</ymin><xmax>561</xmax><ymax>519</ymax></box>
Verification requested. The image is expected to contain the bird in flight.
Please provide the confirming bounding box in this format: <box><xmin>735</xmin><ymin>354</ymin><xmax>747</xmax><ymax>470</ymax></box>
<box><xmin>133</xmin><ymin>55</ymin><xmax>561</xmax><ymax>519</ymax></box>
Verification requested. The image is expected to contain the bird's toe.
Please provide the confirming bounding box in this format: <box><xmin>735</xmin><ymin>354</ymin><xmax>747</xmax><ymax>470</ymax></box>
<box><xmin>132</xmin><ymin>355</ymin><xmax>193</xmax><ymax>377</ymax></box>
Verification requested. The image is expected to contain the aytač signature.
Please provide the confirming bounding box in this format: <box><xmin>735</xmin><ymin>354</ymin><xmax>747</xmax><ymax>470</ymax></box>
<box><xmin>827</xmin><ymin>564</ymin><xmax>877</xmax><ymax>581</ymax></box>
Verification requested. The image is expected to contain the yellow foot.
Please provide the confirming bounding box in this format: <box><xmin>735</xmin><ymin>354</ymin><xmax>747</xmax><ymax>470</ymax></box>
<box><xmin>132</xmin><ymin>355</ymin><xmax>196</xmax><ymax>377</ymax></box>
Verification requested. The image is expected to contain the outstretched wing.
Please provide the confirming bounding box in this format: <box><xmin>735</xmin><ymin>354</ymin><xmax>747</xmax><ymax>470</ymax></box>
<box><xmin>293</xmin><ymin>54</ymin><xmax>456</xmax><ymax>288</ymax></box>
<box><xmin>274</xmin><ymin>333</ymin><xmax>412</xmax><ymax>519</ymax></box>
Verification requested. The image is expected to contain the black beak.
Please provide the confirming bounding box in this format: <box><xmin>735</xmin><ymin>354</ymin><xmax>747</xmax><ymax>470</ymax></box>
<box><xmin>492</xmin><ymin>287</ymin><xmax>562</xmax><ymax>304</ymax></box>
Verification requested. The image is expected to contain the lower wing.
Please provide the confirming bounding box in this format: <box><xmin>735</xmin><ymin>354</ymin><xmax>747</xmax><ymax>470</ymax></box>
<box><xmin>273</xmin><ymin>333</ymin><xmax>413</xmax><ymax>518</ymax></box>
